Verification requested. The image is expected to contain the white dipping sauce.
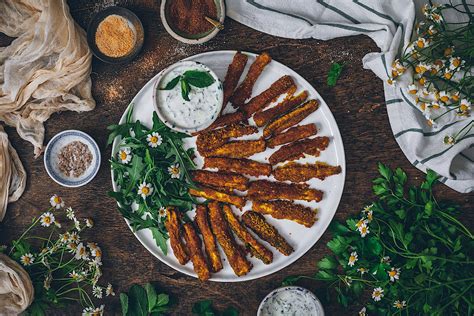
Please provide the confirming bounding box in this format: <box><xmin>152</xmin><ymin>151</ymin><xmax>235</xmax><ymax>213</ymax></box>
<box><xmin>156</xmin><ymin>62</ymin><xmax>222</xmax><ymax>133</ymax></box>
<box><xmin>259</xmin><ymin>287</ymin><xmax>324</xmax><ymax>316</ymax></box>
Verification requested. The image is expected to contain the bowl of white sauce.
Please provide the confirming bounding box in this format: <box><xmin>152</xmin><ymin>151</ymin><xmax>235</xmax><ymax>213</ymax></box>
<box><xmin>153</xmin><ymin>61</ymin><xmax>223</xmax><ymax>134</ymax></box>
<box><xmin>257</xmin><ymin>286</ymin><xmax>325</xmax><ymax>316</ymax></box>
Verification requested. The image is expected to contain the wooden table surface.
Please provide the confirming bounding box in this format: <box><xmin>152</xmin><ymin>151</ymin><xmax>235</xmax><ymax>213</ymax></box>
<box><xmin>1</xmin><ymin>1</ymin><xmax>472</xmax><ymax>315</ymax></box>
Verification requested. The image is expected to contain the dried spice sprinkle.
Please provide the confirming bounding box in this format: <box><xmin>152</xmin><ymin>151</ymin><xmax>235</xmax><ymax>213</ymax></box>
<box><xmin>57</xmin><ymin>141</ymin><xmax>93</xmax><ymax>178</ymax></box>
<box><xmin>95</xmin><ymin>14</ymin><xmax>136</xmax><ymax>58</ymax></box>
<box><xmin>167</xmin><ymin>0</ymin><xmax>217</xmax><ymax>35</ymax></box>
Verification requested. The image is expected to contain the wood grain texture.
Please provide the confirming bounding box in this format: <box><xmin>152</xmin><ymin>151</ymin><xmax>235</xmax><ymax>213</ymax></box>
<box><xmin>1</xmin><ymin>1</ymin><xmax>473</xmax><ymax>315</ymax></box>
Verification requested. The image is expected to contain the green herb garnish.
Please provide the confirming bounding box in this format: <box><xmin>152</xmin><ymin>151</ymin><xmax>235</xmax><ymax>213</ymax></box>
<box><xmin>107</xmin><ymin>105</ymin><xmax>197</xmax><ymax>254</ymax></box>
<box><xmin>161</xmin><ymin>70</ymin><xmax>215</xmax><ymax>101</ymax></box>
<box><xmin>119</xmin><ymin>283</ymin><xmax>171</xmax><ymax>316</ymax></box>
<box><xmin>192</xmin><ymin>300</ymin><xmax>239</xmax><ymax>316</ymax></box>
<box><xmin>283</xmin><ymin>163</ymin><xmax>474</xmax><ymax>315</ymax></box>
<box><xmin>327</xmin><ymin>62</ymin><xmax>345</xmax><ymax>87</ymax></box>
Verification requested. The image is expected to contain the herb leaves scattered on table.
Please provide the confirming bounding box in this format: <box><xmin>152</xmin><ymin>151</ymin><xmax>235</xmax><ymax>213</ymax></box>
<box><xmin>119</xmin><ymin>283</ymin><xmax>171</xmax><ymax>316</ymax></box>
<box><xmin>283</xmin><ymin>163</ymin><xmax>474</xmax><ymax>315</ymax></box>
<box><xmin>327</xmin><ymin>62</ymin><xmax>345</xmax><ymax>87</ymax></box>
<box><xmin>108</xmin><ymin>105</ymin><xmax>197</xmax><ymax>254</ymax></box>
<box><xmin>192</xmin><ymin>300</ymin><xmax>239</xmax><ymax>316</ymax></box>
<box><xmin>161</xmin><ymin>70</ymin><xmax>215</xmax><ymax>101</ymax></box>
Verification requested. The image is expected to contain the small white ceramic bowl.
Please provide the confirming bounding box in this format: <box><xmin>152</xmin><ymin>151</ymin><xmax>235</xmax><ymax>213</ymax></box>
<box><xmin>153</xmin><ymin>60</ymin><xmax>223</xmax><ymax>134</ymax></box>
<box><xmin>44</xmin><ymin>130</ymin><xmax>101</xmax><ymax>188</ymax></box>
<box><xmin>257</xmin><ymin>286</ymin><xmax>325</xmax><ymax>316</ymax></box>
<box><xmin>160</xmin><ymin>0</ymin><xmax>225</xmax><ymax>44</ymax></box>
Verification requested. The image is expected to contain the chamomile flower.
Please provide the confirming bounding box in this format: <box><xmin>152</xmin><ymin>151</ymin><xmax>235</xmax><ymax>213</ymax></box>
<box><xmin>40</xmin><ymin>212</ymin><xmax>55</xmax><ymax>227</ymax></box>
<box><xmin>382</xmin><ymin>256</ymin><xmax>391</xmax><ymax>264</ymax></box>
<box><xmin>75</xmin><ymin>243</ymin><xmax>89</xmax><ymax>260</ymax></box>
<box><xmin>69</xmin><ymin>231</ymin><xmax>80</xmax><ymax>243</ymax></box>
<box><xmin>393</xmin><ymin>300</ymin><xmax>407</xmax><ymax>309</ymax></box>
<box><xmin>118</xmin><ymin>147</ymin><xmax>132</xmax><ymax>164</ymax></box>
<box><xmin>85</xmin><ymin>218</ymin><xmax>94</xmax><ymax>228</ymax></box>
<box><xmin>359</xmin><ymin>307</ymin><xmax>367</xmax><ymax>316</ymax></box>
<box><xmin>82</xmin><ymin>305</ymin><xmax>105</xmax><ymax>316</ymax></box>
<box><xmin>147</xmin><ymin>132</ymin><xmax>163</xmax><ymax>148</ymax></box>
<box><xmin>66</xmin><ymin>207</ymin><xmax>75</xmax><ymax>220</ymax></box>
<box><xmin>444</xmin><ymin>68</ymin><xmax>453</xmax><ymax>80</ymax></box>
<box><xmin>415</xmin><ymin>63</ymin><xmax>429</xmax><ymax>74</ymax></box>
<box><xmin>355</xmin><ymin>218</ymin><xmax>368</xmax><ymax>229</ymax></box>
<box><xmin>444</xmin><ymin>135</ymin><xmax>456</xmax><ymax>145</ymax></box>
<box><xmin>67</xmin><ymin>242</ymin><xmax>78</xmax><ymax>253</ymax></box>
<box><xmin>348</xmin><ymin>251</ymin><xmax>358</xmax><ymax>267</ymax></box>
<box><xmin>59</xmin><ymin>232</ymin><xmax>70</xmax><ymax>244</ymax></box>
<box><xmin>70</xmin><ymin>270</ymin><xmax>82</xmax><ymax>281</ymax></box>
<box><xmin>168</xmin><ymin>163</ymin><xmax>181</xmax><ymax>179</ymax></box>
<box><xmin>416</xmin><ymin>37</ymin><xmax>428</xmax><ymax>49</ymax></box>
<box><xmin>20</xmin><ymin>253</ymin><xmax>34</xmax><ymax>266</ymax></box>
<box><xmin>91</xmin><ymin>246</ymin><xmax>102</xmax><ymax>259</ymax></box>
<box><xmin>366</xmin><ymin>210</ymin><xmax>373</xmax><ymax>222</ymax></box>
<box><xmin>92</xmin><ymin>286</ymin><xmax>103</xmax><ymax>299</ymax></box>
<box><xmin>137</xmin><ymin>182</ymin><xmax>153</xmax><ymax>199</ymax></box>
<box><xmin>158</xmin><ymin>206</ymin><xmax>167</xmax><ymax>217</ymax></box>
<box><xmin>359</xmin><ymin>223</ymin><xmax>369</xmax><ymax>237</ymax></box>
<box><xmin>459</xmin><ymin>99</ymin><xmax>471</xmax><ymax>115</ymax></box>
<box><xmin>451</xmin><ymin>91</ymin><xmax>460</xmax><ymax>102</ymax></box>
<box><xmin>106</xmin><ymin>283</ymin><xmax>115</xmax><ymax>296</ymax></box>
<box><xmin>430</xmin><ymin>102</ymin><xmax>441</xmax><ymax>110</ymax></box>
<box><xmin>427</xmin><ymin>24</ymin><xmax>437</xmax><ymax>35</ymax></box>
<box><xmin>358</xmin><ymin>267</ymin><xmax>368</xmax><ymax>275</ymax></box>
<box><xmin>449</xmin><ymin>57</ymin><xmax>463</xmax><ymax>70</ymax></box>
<box><xmin>50</xmin><ymin>194</ymin><xmax>64</xmax><ymax>209</ymax></box>
<box><xmin>388</xmin><ymin>267</ymin><xmax>401</xmax><ymax>282</ymax></box>
<box><xmin>444</xmin><ymin>46</ymin><xmax>454</xmax><ymax>57</ymax></box>
<box><xmin>438</xmin><ymin>91</ymin><xmax>450</xmax><ymax>103</ymax></box>
<box><xmin>408</xmin><ymin>84</ymin><xmax>418</xmax><ymax>94</ymax></box>
<box><xmin>372</xmin><ymin>287</ymin><xmax>384</xmax><ymax>301</ymax></box>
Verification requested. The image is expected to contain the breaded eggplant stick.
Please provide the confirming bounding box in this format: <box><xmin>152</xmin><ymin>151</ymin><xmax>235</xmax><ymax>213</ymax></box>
<box><xmin>240</xmin><ymin>75</ymin><xmax>296</xmax><ymax>117</ymax></box>
<box><xmin>252</xmin><ymin>200</ymin><xmax>317</xmax><ymax>228</ymax></box>
<box><xmin>268</xmin><ymin>136</ymin><xmax>329</xmax><ymax>165</ymax></box>
<box><xmin>196</xmin><ymin>112</ymin><xmax>247</xmax><ymax>134</ymax></box>
<box><xmin>248</xmin><ymin>180</ymin><xmax>323</xmax><ymax>202</ymax></box>
<box><xmin>192</xmin><ymin>170</ymin><xmax>249</xmax><ymax>191</ymax></box>
<box><xmin>231</xmin><ymin>52</ymin><xmax>272</xmax><ymax>107</ymax></box>
<box><xmin>253</xmin><ymin>90</ymin><xmax>308</xmax><ymax>127</ymax></box>
<box><xmin>208</xmin><ymin>202</ymin><xmax>252</xmax><ymax>276</ymax></box>
<box><xmin>183</xmin><ymin>223</ymin><xmax>211</xmax><ymax>281</ymax></box>
<box><xmin>196</xmin><ymin>123</ymin><xmax>258</xmax><ymax>152</ymax></box>
<box><xmin>273</xmin><ymin>161</ymin><xmax>342</xmax><ymax>182</ymax></box>
<box><xmin>223</xmin><ymin>52</ymin><xmax>248</xmax><ymax>107</ymax></box>
<box><xmin>242</xmin><ymin>211</ymin><xmax>294</xmax><ymax>256</ymax></box>
<box><xmin>202</xmin><ymin>139</ymin><xmax>266</xmax><ymax>159</ymax></box>
<box><xmin>267</xmin><ymin>124</ymin><xmax>317</xmax><ymax>148</ymax></box>
<box><xmin>189</xmin><ymin>186</ymin><xmax>246</xmax><ymax>208</ymax></box>
<box><xmin>194</xmin><ymin>205</ymin><xmax>223</xmax><ymax>272</ymax></box>
<box><xmin>204</xmin><ymin>157</ymin><xmax>272</xmax><ymax>177</ymax></box>
<box><xmin>222</xmin><ymin>204</ymin><xmax>273</xmax><ymax>264</ymax></box>
<box><xmin>164</xmin><ymin>208</ymin><xmax>189</xmax><ymax>265</ymax></box>
<box><xmin>263</xmin><ymin>99</ymin><xmax>319</xmax><ymax>138</ymax></box>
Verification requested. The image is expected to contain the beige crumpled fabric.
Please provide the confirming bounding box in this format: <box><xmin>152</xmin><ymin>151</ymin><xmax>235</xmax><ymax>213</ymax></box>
<box><xmin>0</xmin><ymin>253</ymin><xmax>34</xmax><ymax>315</ymax></box>
<box><xmin>0</xmin><ymin>126</ymin><xmax>26</xmax><ymax>222</ymax></box>
<box><xmin>0</xmin><ymin>0</ymin><xmax>95</xmax><ymax>157</ymax></box>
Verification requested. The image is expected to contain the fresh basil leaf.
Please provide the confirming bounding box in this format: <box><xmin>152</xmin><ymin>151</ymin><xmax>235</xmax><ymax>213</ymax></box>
<box><xmin>181</xmin><ymin>79</ymin><xmax>191</xmax><ymax>101</ymax></box>
<box><xmin>183</xmin><ymin>70</ymin><xmax>215</xmax><ymax>88</ymax></box>
<box><xmin>161</xmin><ymin>75</ymin><xmax>181</xmax><ymax>90</ymax></box>
<box><xmin>144</xmin><ymin>283</ymin><xmax>158</xmax><ymax>312</ymax></box>
<box><xmin>128</xmin><ymin>285</ymin><xmax>148</xmax><ymax>316</ymax></box>
<box><xmin>120</xmin><ymin>293</ymin><xmax>129</xmax><ymax>316</ymax></box>
<box><xmin>327</xmin><ymin>62</ymin><xmax>344</xmax><ymax>87</ymax></box>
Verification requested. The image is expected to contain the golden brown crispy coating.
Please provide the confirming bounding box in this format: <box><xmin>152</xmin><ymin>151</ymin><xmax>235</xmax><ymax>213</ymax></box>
<box><xmin>273</xmin><ymin>161</ymin><xmax>342</xmax><ymax>182</ymax></box>
<box><xmin>223</xmin><ymin>52</ymin><xmax>248</xmax><ymax>107</ymax></box>
<box><xmin>241</xmin><ymin>211</ymin><xmax>294</xmax><ymax>256</ymax></box>
<box><xmin>252</xmin><ymin>200</ymin><xmax>317</xmax><ymax>228</ymax></box>
<box><xmin>231</xmin><ymin>52</ymin><xmax>272</xmax><ymax>107</ymax></box>
<box><xmin>268</xmin><ymin>136</ymin><xmax>329</xmax><ymax>165</ymax></box>
<box><xmin>183</xmin><ymin>223</ymin><xmax>211</xmax><ymax>281</ymax></box>
<box><xmin>267</xmin><ymin>124</ymin><xmax>317</xmax><ymax>148</ymax></box>
<box><xmin>189</xmin><ymin>186</ymin><xmax>246</xmax><ymax>208</ymax></box>
<box><xmin>222</xmin><ymin>204</ymin><xmax>273</xmax><ymax>264</ymax></box>
<box><xmin>253</xmin><ymin>90</ymin><xmax>308</xmax><ymax>127</ymax></box>
<box><xmin>240</xmin><ymin>75</ymin><xmax>296</xmax><ymax>117</ymax></box>
<box><xmin>196</xmin><ymin>111</ymin><xmax>247</xmax><ymax>135</ymax></box>
<box><xmin>204</xmin><ymin>157</ymin><xmax>272</xmax><ymax>177</ymax></box>
<box><xmin>196</xmin><ymin>124</ymin><xmax>258</xmax><ymax>153</ymax></box>
<box><xmin>248</xmin><ymin>180</ymin><xmax>323</xmax><ymax>202</ymax></box>
<box><xmin>263</xmin><ymin>99</ymin><xmax>319</xmax><ymax>138</ymax></box>
<box><xmin>164</xmin><ymin>208</ymin><xmax>189</xmax><ymax>265</ymax></box>
<box><xmin>194</xmin><ymin>205</ymin><xmax>223</xmax><ymax>272</ymax></box>
<box><xmin>208</xmin><ymin>202</ymin><xmax>252</xmax><ymax>276</ymax></box>
<box><xmin>192</xmin><ymin>170</ymin><xmax>249</xmax><ymax>191</ymax></box>
<box><xmin>202</xmin><ymin>139</ymin><xmax>266</xmax><ymax>159</ymax></box>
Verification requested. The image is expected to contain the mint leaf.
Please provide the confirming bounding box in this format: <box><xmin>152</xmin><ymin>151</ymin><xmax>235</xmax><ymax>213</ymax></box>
<box><xmin>161</xmin><ymin>76</ymin><xmax>181</xmax><ymax>90</ymax></box>
<box><xmin>181</xmin><ymin>79</ymin><xmax>191</xmax><ymax>101</ymax></box>
<box><xmin>223</xmin><ymin>306</ymin><xmax>239</xmax><ymax>316</ymax></box>
<box><xmin>129</xmin><ymin>285</ymin><xmax>148</xmax><ymax>316</ymax></box>
<box><xmin>183</xmin><ymin>70</ymin><xmax>215</xmax><ymax>88</ymax></box>
<box><xmin>327</xmin><ymin>62</ymin><xmax>344</xmax><ymax>87</ymax></box>
<box><xmin>144</xmin><ymin>283</ymin><xmax>158</xmax><ymax>312</ymax></box>
<box><xmin>120</xmin><ymin>293</ymin><xmax>129</xmax><ymax>316</ymax></box>
<box><xmin>192</xmin><ymin>300</ymin><xmax>214</xmax><ymax>315</ymax></box>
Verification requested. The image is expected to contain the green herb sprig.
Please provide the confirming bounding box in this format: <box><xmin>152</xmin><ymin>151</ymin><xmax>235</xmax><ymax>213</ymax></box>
<box><xmin>161</xmin><ymin>70</ymin><xmax>215</xmax><ymax>101</ymax></box>
<box><xmin>283</xmin><ymin>163</ymin><xmax>474</xmax><ymax>315</ymax></box>
<box><xmin>107</xmin><ymin>105</ymin><xmax>197</xmax><ymax>254</ymax></box>
<box><xmin>192</xmin><ymin>300</ymin><xmax>239</xmax><ymax>316</ymax></box>
<box><xmin>327</xmin><ymin>62</ymin><xmax>345</xmax><ymax>87</ymax></box>
<box><xmin>119</xmin><ymin>283</ymin><xmax>171</xmax><ymax>316</ymax></box>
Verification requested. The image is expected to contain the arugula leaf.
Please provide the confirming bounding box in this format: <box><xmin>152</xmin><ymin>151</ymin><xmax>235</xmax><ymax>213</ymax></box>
<box><xmin>327</xmin><ymin>62</ymin><xmax>345</xmax><ymax>87</ymax></box>
<box><xmin>183</xmin><ymin>70</ymin><xmax>215</xmax><ymax>88</ymax></box>
<box><xmin>161</xmin><ymin>76</ymin><xmax>181</xmax><ymax>90</ymax></box>
<box><xmin>150</xmin><ymin>227</ymin><xmax>168</xmax><ymax>255</ymax></box>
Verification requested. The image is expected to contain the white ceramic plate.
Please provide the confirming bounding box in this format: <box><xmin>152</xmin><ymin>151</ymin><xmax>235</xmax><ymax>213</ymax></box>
<box><xmin>111</xmin><ymin>51</ymin><xmax>346</xmax><ymax>282</ymax></box>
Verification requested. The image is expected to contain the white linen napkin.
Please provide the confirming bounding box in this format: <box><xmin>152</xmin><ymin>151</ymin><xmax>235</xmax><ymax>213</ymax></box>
<box><xmin>227</xmin><ymin>0</ymin><xmax>473</xmax><ymax>193</ymax></box>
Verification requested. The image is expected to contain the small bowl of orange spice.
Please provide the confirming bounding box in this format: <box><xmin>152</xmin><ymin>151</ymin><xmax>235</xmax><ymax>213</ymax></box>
<box><xmin>87</xmin><ymin>6</ymin><xmax>144</xmax><ymax>63</ymax></box>
<box><xmin>161</xmin><ymin>0</ymin><xmax>225</xmax><ymax>44</ymax></box>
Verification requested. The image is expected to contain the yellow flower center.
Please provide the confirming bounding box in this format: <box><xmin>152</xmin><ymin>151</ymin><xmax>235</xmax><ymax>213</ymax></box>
<box><xmin>141</xmin><ymin>186</ymin><xmax>150</xmax><ymax>195</ymax></box>
<box><xmin>415</xmin><ymin>66</ymin><xmax>425</xmax><ymax>73</ymax></box>
<box><xmin>419</xmin><ymin>77</ymin><xmax>426</xmax><ymax>85</ymax></box>
<box><xmin>420</xmin><ymin>103</ymin><xmax>426</xmax><ymax>111</ymax></box>
<box><xmin>452</xmin><ymin>59</ymin><xmax>461</xmax><ymax>67</ymax></box>
<box><xmin>44</xmin><ymin>216</ymin><xmax>51</xmax><ymax>224</ymax></box>
<box><xmin>150</xmin><ymin>136</ymin><xmax>158</xmax><ymax>143</ymax></box>
<box><xmin>417</xmin><ymin>39</ymin><xmax>424</xmax><ymax>48</ymax></box>
<box><xmin>374</xmin><ymin>291</ymin><xmax>381</xmax><ymax>296</ymax></box>
<box><xmin>349</xmin><ymin>255</ymin><xmax>356</xmax><ymax>262</ymax></box>
<box><xmin>95</xmin><ymin>249</ymin><xmax>102</xmax><ymax>257</ymax></box>
<box><xmin>361</xmin><ymin>227</ymin><xmax>367</xmax><ymax>233</ymax></box>
<box><xmin>440</xmin><ymin>96</ymin><xmax>449</xmax><ymax>102</ymax></box>
<box><xmin>452</xmin><ymin>95</ymin><xmax>459</xmax><ymax>101</ymax></box>
<box><xmin>120</xmin><ymin>151</ymin><xmax>128</xmax><ymax>160</ymax></box>
<box><xmin>432</xmin><ymin>104</ymin><xmax>440</xmax><ymax>110</ymax></box>
<box><xmin>389</xmin><ymin>270</ymin><xmax>397</xmax><ymax>277</ymax></box>
<box><xmin>54</xmin><ymin>196</ymin><xmax>61</xmax><ymax>204</ymax></box>
<box><xmin>170</xmin><ymin>167</ymin><xmax>179</xmax><ymax>175</ymax></box>
<box><xmin>460</xmin><ymin>104</ymin><xmax>468</xmax><ymax>112</ymax></box>
<box><xmin>23</xmin><ymin>257</ymin><xmax>31</xmax><ymax>264</ymax></box>
<box><xmin>444</xmin><ymin>72</ymin><xmax>453</xmax><ymax>79</ymax></box>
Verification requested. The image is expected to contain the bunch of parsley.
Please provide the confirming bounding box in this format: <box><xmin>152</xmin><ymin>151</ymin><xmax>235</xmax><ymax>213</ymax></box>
<box><xmin>284</xmin><ymin>163</ymin><xmax>473</xmax><ymax>315</ymax></box>
<box><xmin>107</xmin><ymin>106</ymin><xmax>197</xmax><ymax>254</ymax></box>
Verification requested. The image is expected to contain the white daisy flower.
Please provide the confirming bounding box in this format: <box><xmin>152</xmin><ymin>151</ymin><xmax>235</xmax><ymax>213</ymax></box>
<box><xmin>388</xmin><ymin>267</ymin><xmax>401</xmax><ymax>282</ymax></box>
<box><xmin>359</xmin><ymin>307</ymin><xmax>367</xmax><ymax>316</ymax></box>
<box><xmin>50</xmin><ymin>194</ymin><xmax>64</xmax><ymax>209</ymax></box>
<box><xmin>158</xmin><ymin>206</ymin><xmax>167</xmax><ymax>217</ymax></box>
<box><xmin>85</xmin><ymin>218</ymin><xmax>94</xmax><ymax>228</ymax></box>
<box><xmin>444</xmin><ymin>135</ymin><xmax>456</xmax><ymax>145</ymax></box>
<box><xmin>366</xmin><ymin>210</ymin><xmax>373</xmax><ymax>222</ymax></box>
<box><xmin>66</xmin><ymin>207</ymin><xmax>75</xmax><ymax>220</ymax></box>
<box><xmin>82</xmin><ymin>305</ymin><xmax>105</xmax><ymax>316</ymax></box>
<box><xmin>416</xmin><ymin>37</ymin><xmax>428</xmax><ymax>49</ymax></box>
<box><xmin>407</xmin><ymin>84</ymin><xmax>418</xmax><ymax>94</ymax></box>
<box><xmin>118</xmin><ymin>147</ymin><xmax>132</xmax><ymax>164</ymax></box>
<box><xmin>92</xmin><ymin>286</ymin><xmax>103</xmax><ymax>299</ymax></box>
<box><xmin>91</xmin><ymin>246</ymin><xmax>102</xmax><ymax>259</ymax></box>
<box><xmin>106</xmin><ymin>283</ymin><xmax>115</xmax><ymax>296</ymax></box>
<box><xmin>358</xmin><ymin>267</ymin><xmax>368</xmax><ymax>275</ymax></box>
<box><xmin>69</xmin><ymin>231</ymin><xmax>80</xmax><ymax>243</ymax></box>
<box><xmin>70</xmin><ymin>270</ymin><xmax>83</xmax><ymax>281</ymax></box>
<box><xmin>74</xmin><ymin>243</ymin><xmax>89</xmax><ymax>260</ymax></box>
<box><xmin>147</xmin><ymin>132</ymin><xmax>163</xmax><ymax>148</ymax></box>
<box><xmin>358</xmin><ymin>223</ymin><xmax>369</xmax><ymax>237</ymax></box>
<box><xmin>438</xmin><ymin>91</ymin><xmax>450</xmax><ymax>103</ymax></box>
<box><xmin>59</xmin><ymin>233</ymin><xmax>70</xmax><ymax>244</ymax></box>
<box><xmin>67</xmin><ymin>242</ymin><xmax>78</xmax><ymax>253</ymax></box>
<box><xmin>355</xmin><ymin>218</ymin><xmax>368</xmax><ymax>229</ymax></box>
<box><xmin>137</xmin><ymin>182</ymin><xmax>153</xmax><ymax>199</ymax></box>
<box><xmin>459</xmin><ymin>99</ymin><xmax>471</xmax><ymax>114</ymax></box>
<box><xmin>40</xmin><ymin>212</ymin><xmax>55</xmax><ymax>227</ymax></box>
<box><xmin>382</xmin><ymin>256</ymin><xmax>391</xmax><ymax>264</ymax></box>
<box><xmin>449</xmin><ymin>57</ymin><xmax>463</xmax><ymax>70</ymax></box>
<box><xmin>393</xmin><ymin>300</ymin><xmax>407</xmax><ymax>309</ymax></box>
<box><xmin>74</xmin><ymin>218</ymin><xmax>82</xmax><ymax>231</ymax></box>
<box><xmin>168</xmin><ymin>163</ymin><xmax>181</xmax><ymax>179</ymax></box>
<box><xmin>372</xmin><ymin>287</ymin><xmax>384</xmax><ymax>301</ymax></box>
<box><xmin>348</xmin><ymin>251</ymin><xmax>358</xmax><ymax>267</ymax></box>
<box><xmin>20</xmin><ymin>253</ymin><xmax>34</xmax><ymax>266</ymax></box>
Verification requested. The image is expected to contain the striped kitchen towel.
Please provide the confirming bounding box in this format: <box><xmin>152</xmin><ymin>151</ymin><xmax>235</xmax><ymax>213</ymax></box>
<box><xmin>227</xmin><ymin>0</ymin><xmax>473</xmax><ymax>193</ymax></box>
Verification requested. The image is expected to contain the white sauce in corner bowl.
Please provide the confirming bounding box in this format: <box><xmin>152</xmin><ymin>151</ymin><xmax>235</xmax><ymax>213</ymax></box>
<box><xmin>153</xmin><ymin>61</ymin><xmax>223</xmax><ymax>134</ymax></box>
<box><xmin>258</xmin><ymin>286</ymin><xmax>325</xmax><ymax>316</ymax></box>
